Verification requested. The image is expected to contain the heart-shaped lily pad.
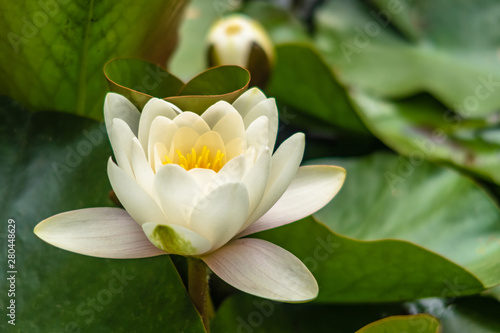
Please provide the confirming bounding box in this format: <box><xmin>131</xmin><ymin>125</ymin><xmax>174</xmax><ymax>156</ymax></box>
<box><xmin>104</xmin><ymin>58</ymin><xmax>250</xmax><ymax>113</ymax></box>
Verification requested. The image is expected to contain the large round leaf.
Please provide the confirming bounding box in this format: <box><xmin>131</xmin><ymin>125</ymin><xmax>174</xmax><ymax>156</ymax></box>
<box><xmin>0</xmin><ymin>97</ymin><xmax>205</xmax><ymax>332</ymax></box>
<box><xmin>255</xmin><ymin>153</ymin><xmax>500</xmax><ymax>303</ymax></box>
<box><xmin>315</xmin><ymin>153</ymin><xmax>500</xmax><ymax>288</ymax></box>
<box><xmin>0</xmin><ymin>0</ymin><xmax>188</xmax><ymax>119</ymax></box>
<box><xmin>315</xmin><ymin>0</ymin><xmax>500</xmax><ymax>117</ymax></box>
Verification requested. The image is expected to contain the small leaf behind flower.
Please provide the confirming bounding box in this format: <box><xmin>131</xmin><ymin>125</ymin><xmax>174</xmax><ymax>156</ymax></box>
<box><xmin>105</xmin><ymin>58</ymin><xmax>250</xmax><ymax>113</ymax></box>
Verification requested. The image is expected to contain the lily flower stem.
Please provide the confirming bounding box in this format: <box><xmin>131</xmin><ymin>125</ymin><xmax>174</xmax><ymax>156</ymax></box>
<box><xmin>188</xmin><ymin>257</ymin><xmax>214</xmax><ymax>332</ymax></box>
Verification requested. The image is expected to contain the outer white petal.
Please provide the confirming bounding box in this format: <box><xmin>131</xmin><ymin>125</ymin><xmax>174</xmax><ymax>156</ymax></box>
<box><xmin>190</xmin><ymin>183</ymin><xmax>249</xmax><ymax>251</ymax></box>
<box><xmin>107</xmin><ymin>158</ymin><xmax>166</xmax><ymax>226</ymax></box>
<box><xmin>153</xmin><ymin>164</ymin><xmax>201</xmax><ymax>227</ymax></box>
<box><xmin>138</xmin><ymin>98</ymin><xmax>179</xmax><ymax>149</ymax></box>
<box><xmin>142</xmin><ymin>222</ymin><xmax>211</xmax><ymax>256</ymax></box>
<box><xmin>202</xmin><ymin>238</ymin><xmax>318</xmax><ymax>302</ymax></box>
<box><xmin>110</xmin><ymin>118</ymin><xmax>136</xmax><ymax>177</ymax></box>
<box><xmin>214</xmin><ymin>154</ymin><xmax>247</xmax><ymax>185</ymax></box>
<box><xmin>246</xmin><ymin>133</ymin><xmax>305</xmax><ymax>224</ymax></box>
<box><xmin>232</xmin><ymin>88</ymin><xmax>268</xmax><ymax>119</ymax></box>
<box><xmin>239</xmin><ymin>165</ymin><xmax>346</xmax><ymax>237</ymax></box>
<box><xmin>104</xmin><ymin>93</ymin><xmax>140</xmax><ymax>136</ymax></box>
<box><xmin>201</xmin><ymin>101</ymin><xmax>237</xmax><ymax>128</ymax></box>
<box><xmin>243</xmin><ymin>98</ymin><xmax>279</xmax><ymax>151</ymax></box>
<box><xmin>130</xmin><ymin>138</ymin><xmax>155</xmax><ymax>195</ymax></box>
<box><xmin>238</xmin><ymin>149</ymin><xmax>271</xmax><ymax>232</ymax></box>
<box><xmin>34</xmin><ymin>208</ymin><xmax>165</xmax><ymax>258</ymax></box>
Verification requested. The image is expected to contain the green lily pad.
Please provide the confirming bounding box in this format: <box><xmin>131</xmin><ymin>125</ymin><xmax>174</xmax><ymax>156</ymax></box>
<box><xmin>356</xmin><ymin>315</ymin><xmax>440</xmax><ymax>333</ymax></box>
<box><xmin>103</xmin><ymin>58</ymin><xmax>185</xmax><ymax>109</ymax></box>
<box><xmin>349</xmin><ymin>91</ymin><xmax>500</xmax><ymax>185</ymax></box>
<box><xmin>255</xmin><ymin>153</ymin><xmax>500</xmax><ymax>303</ymax></box>
<box><xmin>315</xmin><ymin>0</ymin><xmax>500</xmax><ymax>117</ymax></box>
<box><xmin>0</xmin><ymin>97</ymin><xmax>205</xmax><ymax>332</ymax></box>
<box><xmin>266</xmin><ymin>43</ymin><xmax>369</xmax><ymax>134</ymax></box>
<box><xmin>105</xmin><ymin>58</ymin><xmax>250</xmax><ymax>113</ymax></box>
<box><xmin>0</xmin><ymin>0</ymin><xmax>188</xmax><ymax>119</ymax></box>
<box><xmin>259</xmin><ymin>218</ymin><xmax>484</xmax><ymax>303</ymax></box>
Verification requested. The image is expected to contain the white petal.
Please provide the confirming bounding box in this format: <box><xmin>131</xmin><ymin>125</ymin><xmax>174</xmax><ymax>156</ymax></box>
<box><xmin>240</xmin><ymin>165</ymin><xmax>346</xmax><ymax>237</ymax></box>
<box><xmin>188</xmin><ymin>168</ymin><xmax>218</xmax><ymax>190</ymax></box>
<box><xmin>173</xmin><ymin>112</ymin><xmax>211</xmax><ymax>135</ymax></box>
<box><xmin>232</xmin><ymin>88</ymin><xmax>268</xmax><ymax>119</ymax></box>
<box><xmin>142</xmin><ymin>222</ymin><xmax>211</xmax><ymax>256</ymax></box>
<box><xmin>245</xmin><ymin>116</ymin><xmax>270</xmax><ymax>152</ymax></box>
<box><xmin>214</xmin><ymin>154</ymin><xmax>247</xmax><ymax>185</ymax></box>
<box><xmin>202</xmin><ymin>238</ymin><xmax>318</xmax><ymax>302</ymax></box>
<box><xmin>193</xmin><ymin>131</ymin><xmax>226</xmax><ymax>167</ymax></box>
<box><xmin>153</xmin><ymin>142</ymin><xmax>168</xmax><ymax>173</ymax></box>
<box><xmin>212</xmin><ymin>111</ymin><xmax>246</xmax><ymax>144</ymax></box>
<box><xmin>104</xmin><ymin>93</ymin><xmax>140</xmax><ymax>136</ymax></box>
<box><xmin>138</xmin><ymin>98</ymin><xmax>179</xmax><ymax>149</ymax></box>
<box><xmin>223</xmin><ymin>138</ymin><xmax>245</xmax><ymax>160</ymax></box>
<box><xmin>170</xmin><ymin>127</ymin><xmax>200</xmax><ymax>158</ymax></box>
<box><xmin>246</xmin><ymin>133</ymin><xmax>305</xmax><ymax>224</ymax></box>
<box><xmin>238</xmin><ymin>149</ymin><xmax>271</xmax><ymax>231</ymax></box>
<box><xmin>153</xmin><ymin>164</ymin><xmax>201</xmax><ymax>227</ymax></box>
<box><xmin>243</xmin><ymin>98</ymin><xmax>279</xmax><ymax>151</ymax></box>
<box><xmin>130</xmin><ymin>138</ymin><xmax>155</xmax><ymax>194</ymax></box>
<box><xmin>107</xmin><ymin>158</ymin><xmax>166</xmax><ymax>226</ymax></box>
<box><xmin>190</xmin><ymin>183</ymin><xmax>249</xmax><ymax>251</ymax></box>
<box><xmin>201</xmin><ymin>101</ymin><xmax>237</xmax><ymax>128</ymax></box>
<box><xmin>148</xmin><ymin>117</ymin><xmax>178</xmax><ymax>168</ymax></box>
<box><xmin>110</xmin><ymin>118</ymin><xmax>136</xmax><ymax>177</ymax></box>
<box><xmin>34</xmin><ymin>208</ymin><xmax>165</xmax><ymax>258</ymax></box>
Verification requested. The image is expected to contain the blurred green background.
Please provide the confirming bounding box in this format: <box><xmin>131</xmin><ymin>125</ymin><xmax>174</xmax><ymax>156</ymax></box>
<box><xmin>1</xmin><ymin>0</ymin><xmax>500</xmax><ymax>332</ymax></box>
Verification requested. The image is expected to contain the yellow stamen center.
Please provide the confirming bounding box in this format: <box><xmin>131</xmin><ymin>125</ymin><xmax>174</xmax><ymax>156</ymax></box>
<box><xmin>163</xmin><ymin>145</ymin><xmax>225</xmax><ymax>172</ymax></box>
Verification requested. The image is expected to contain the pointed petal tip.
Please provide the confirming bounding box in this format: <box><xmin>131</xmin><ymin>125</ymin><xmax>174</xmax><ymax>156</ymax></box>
<box><xmin>33</xmin><ymin>208</ymin><xmax>167</xmax><ymax>259</ymax></box>
<box><xmin>104</xmin><ymin>92</ymin><xmax>125</xmax><ymax>104</ymax></box>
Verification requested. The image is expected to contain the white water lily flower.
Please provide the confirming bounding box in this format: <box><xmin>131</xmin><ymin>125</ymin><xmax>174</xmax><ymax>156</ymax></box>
<box><xmin>34</xmin><ymin>88</ymin><xmax>345</xmax><ymax>302</ymax></box>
